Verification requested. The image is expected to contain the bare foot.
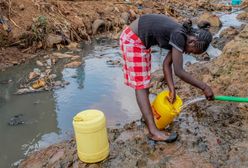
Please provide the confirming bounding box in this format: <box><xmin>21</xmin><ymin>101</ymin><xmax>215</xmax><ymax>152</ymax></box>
<box><xmin>148</xmin><ymin>130</ymin><xmax>171</xmax><ymax>141</ymax></box>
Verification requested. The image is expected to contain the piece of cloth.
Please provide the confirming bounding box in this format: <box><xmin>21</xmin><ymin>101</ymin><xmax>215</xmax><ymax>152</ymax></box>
<box><xmin>138</xmin><ymin>14</ymin><xmax>187</xmax><ymax>52</ymax></box>
<box><xmin>120</xmin><ymin>26</ymin><xmax>152</xmax><ymax>90</ymax></box>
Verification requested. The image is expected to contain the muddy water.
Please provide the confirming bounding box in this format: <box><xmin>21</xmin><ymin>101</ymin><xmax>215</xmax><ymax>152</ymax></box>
<box><xmin>207</xmin><ymin>7</ymin><xmax>245</xmax><ymax>58</ymax></box>
<box><xmin>1</xmin><ymin>9</ymin><xmax>243</xmax><ymax>164</ymax></box>
<box><xmin>0</xmin><ymin>38</ymin><xmax>197</xmax><ymax>167</ymax></box>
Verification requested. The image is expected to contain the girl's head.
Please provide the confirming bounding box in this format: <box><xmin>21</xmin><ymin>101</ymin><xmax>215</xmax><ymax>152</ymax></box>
<box><xmin>183</xmin><ymin>20</ymin><xmax>212</xmax><ymax>54</ymax></box>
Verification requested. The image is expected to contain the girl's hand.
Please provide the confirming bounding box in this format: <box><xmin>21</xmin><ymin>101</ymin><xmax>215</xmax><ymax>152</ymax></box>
<box><xmin>203</xmin><ymin>85</ymin><xmax>214</xmax><ymax>100</ymax></box>
<box><xmin>167</xmin><ymin>89</ymin><xmax>176</xmax><ymax>104</ymax></box>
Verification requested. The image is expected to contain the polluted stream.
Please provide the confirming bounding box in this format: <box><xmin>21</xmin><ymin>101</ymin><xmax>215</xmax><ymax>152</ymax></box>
<box><xmin>1</xmin><ymin>9</ymin><xmax>247</xmax><ymax>167</ymax></box>
<box><xmin>0</xmin><ymin>38</ymin><xmax>197</xmax><ymax>167</ymax></box>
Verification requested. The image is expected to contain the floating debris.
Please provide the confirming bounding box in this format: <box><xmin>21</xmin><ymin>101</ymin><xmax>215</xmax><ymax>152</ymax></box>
<box><xmin>8</xmin><ymin>114</ymin><xmax>24</xmax><ymax>126</ymax></box>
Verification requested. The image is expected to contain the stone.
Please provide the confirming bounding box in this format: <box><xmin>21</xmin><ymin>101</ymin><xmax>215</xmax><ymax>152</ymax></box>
<box><xmin>136</xmin><ymin>159</ymin><xmax>147</xmax><ymax>167</ymax></box>
<box><xmin>142</xmin><ymin>8</ymin><xmax>153</xmax><ymax>14</ymax></box>
<box><xmin>46</xmin><ymin>59</ymin><xmax>52</xmax><ymax>66</ymax></box>
<box><xmin>19</xmin><ymin>4</ymin><xmax>25</xmax><ymax>10</ymax></box>
<box><xmin>198</xmin><ymin>13</ymin><xmax>222</xmax><ymax>27</ymax></box>
<box><xmin>129</xmin><ymin>9</ymin><xmax>137</xmax><ymax>19</ymax></box>
<box><xmin>29</xmin><ymin>71</ymin><xmax>40</xmax><ymax>80</ymax></box>
<box><xmin>220</xmin><ymin>27</ymin><xmax>239</xmax><ymax>37</ymax></box>
<box><xmin>46</xmin><ymin>34</ymin><xmax>63</xmax><ymax>48</ymax></box>
<box><xmin>88</xmin><ymin>164</ymin><xmax>100</xmax><ymax>168</ymax></box>
<box><xmin>64</xmin><ymin>61</ymin><xmax>82</xmax><ymax>68</ymax></box>
<box><xmin>121</xmin><ymin>12</ymin><xmax>130</xmax><ymax>25</ymax></box>
<box><xmin>48</xmin><ymin>150</ymin><xmax>64</xmax><ymax>165</ymax></box>
<box><xmin>54</xmin><ymin>81</ymin><xmax>62</xmax><ymax>86</ymax></box>
<box><xmin>49</xmin><ymin>74</ymin><xmax>57</xmax><ymax>79</ymax></box>
<box><xmin>66</xmin><ymin>42</ymin><xmax>79</xmax><ymax>49</ymax></box>
<box><xmin>36</xmin><ymin>60</ymin><xmax>44</xmax><ymax>67</ymax></box>
<box><xmin>237</xmin><ymin>12</ymin><xmax>248</xmax><ymax>20</ymax></box>
<box><xmin>52</xmin><ymin>53</ymin><xmax>80</xmax><ymax>59</ymax></box>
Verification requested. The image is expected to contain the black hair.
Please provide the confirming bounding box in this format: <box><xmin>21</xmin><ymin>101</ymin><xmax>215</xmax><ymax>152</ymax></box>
<box><xmin>183</xmin><ymin>20</ymin><xmax>212</xmax><ymax>53</ymax></box>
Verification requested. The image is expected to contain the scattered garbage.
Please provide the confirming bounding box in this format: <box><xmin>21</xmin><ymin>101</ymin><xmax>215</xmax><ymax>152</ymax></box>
<box><xmin>0</xmin><ymin>16</ymin><xmax>11</xmax><ymax>33</ymax></box>
<box><xmin>15</xmin><ymin>67</ymin><xmax>69</xmax><ymax>95</ymax></box>
<box><xmin>106</xmin><ymin>59</ymin><xmax>122</xmax><ymax>66</ymax></box>
<box><xmin>8</xmin><ymin>114</ymin><xmax>24</xmax><ymax>126</ymax></box>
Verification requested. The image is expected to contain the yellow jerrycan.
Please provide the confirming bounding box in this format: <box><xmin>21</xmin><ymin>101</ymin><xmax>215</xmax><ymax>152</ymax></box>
<box><xmin>73</xmin><ymin>109</ymin><xmax>109</xmax><ymax>163</ymax></box>
<box><xmin>152</xmin><ymin>90</ymin><xmax>183</xmax><ymax>130</ymax></box>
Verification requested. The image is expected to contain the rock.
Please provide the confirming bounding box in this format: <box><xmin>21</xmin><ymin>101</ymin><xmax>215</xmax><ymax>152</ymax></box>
<box><xmin>88</xmin><ymin>164</ymin><xmax>100</xmax><ymax>168</ymax></box>
<box><xmin>29</xmin><ymin>71</ymin><xmax>40</xmax><ymax>80</ymax></box>
<box><xmin>106</xmin><ymin>59</ymin><xmax>122</xmax><ymax>66</ymax></box>
<box><xmin>12</xmin><ymin>61</ymin><xmax>18</xmax><ymax>65</ymax></box>
<box><xmin>46</xmin><ymin>34</ymin><xmax>63</xmax><ymax>48</ymax></box>
<box><xmin>46</xmin><ymin>59</ymin><xmax>52</xmax><ymax>66</ymax></box>
<box><xmin>237</xmin><ymin>12</ymin><xmax>248</xmax><ymax>20</ymax></box>
<box><xmin>202</xmin><ymin>74</ymin><xmax>213</xmax><ymax>83</ymax></box>
<box><xmin>48</xmin><ymin>150</ymin><xmax>64</xmax><ymax>165</ymax></box>
<box><xmin>70</xmin><ymin>56</ymin><xmax>81</xmax><ymax>61</ymax></box>
<box><xmin>64</xmin><ymin>61</ymin><xmax>82</xmax><ymax>68</ymax></box>
<box><xmin>197</xmin><ymin>52</ymin><xmax>210</xmax><ymax>61</ymax></box>
<box><xmin>54</xmin><ymin>81</ymin><xmax>62</xmax><ymax>87</ymax></box>
<box><xmin>49</xmin><ymin>74</ymin><xmax>57</xmax><ymax>79</ymax></box>
<box><xmin>63</xmin><ymin>81</ymin><xmax>70</xmax><ymax>86</ymax></box>
<box><xmin>52</xmin><ymin>53</ymin><xmax>80</xmax><ymax>59</ymax></box>
<box><xmin>136</xmin><ymin>159</ymin><xmax>147</xmax><ymax>167</ymax></box>
<box><xmin>8</xmin><ymin>114</ymin><xmax>24</xmax><ymax>126</ymax></box>
<box><xmin>198</xmin><ymin>13</ymin><xmax>222</xmax><ymax>27</ymax></box>
<box><xmin>92</xmin><ymin>19</ymin><xmax>105</xmax><ymax>35</ymax></box>
<box><xmin>112</xmin><ymin>31</ymin><xmax>121</xmax><ymax>40</ymax></box>
<box><xmin>0</xmin><ymin>79</ymin><xmax>12</xmax><ymax>84</ymax></box>
<box><xmin>19</xmin><ymin>160</ymin><xmax>44</xmax><ymax>168</ymax></box>
<box><xmin>36</xmin><ymin>60</ymin><xmax>44</xmax><ymax>67</ymax></box>
<box><xmin>44</xmin><ymin>55</ymin><xmax>49</xmax><ymax>59</ymax></box>
<box><xmin>185</xmin><ymin>61</ymin><xmax>192</xmax><ymax>67</ymax></box>
<box><xmin>142</xmin><ymin>8</ymin><xmax>153</xmax><ymax>14</ymax></box>
<box><xmin>15</xmin><ymin>88</ymin><xmax>35</xmax><ymax>95</ymax></box>
<box><xmin>129</xmin><ymin>9</ymin><xmax>137</xmax><ymax>19</ymax></box>
<box><xmin>121</xmin><ymin>12</ymin><xmax>130</xmax><ymax>25</ymax></box>
<box><xmin>220</xmin><ymin>27</ymin><xmax>239</xmax><ymax>37</ymax></box>
<box><xmin>66</xmin><ymin>42</ymin><xmax>79</xmax><ymax>50</ymax></box>
<box><xmin>212</xmin><ymin>26</ymin><xmax>240</xmax><ymax>50</ymax></box>
<box><xmin>19</xmin><ymin>4</ymin><xmax>25</xmax><ymax>10</ymax></box>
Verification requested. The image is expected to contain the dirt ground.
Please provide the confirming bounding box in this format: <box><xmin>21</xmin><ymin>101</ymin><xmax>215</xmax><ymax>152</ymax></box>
<box><xmin>0</xmin><ymin>0</ymin><xmax>233</xmax><ymax>71</ymax></box>
<box><xmin>19</xmin><ymin>18</ymin><xmax>248</xmax><ymax>168</ymax></box>
<box><xmin>2</xmin><ymin>0</ymin><xmax>248</xmax><ymax>167</ymax></box>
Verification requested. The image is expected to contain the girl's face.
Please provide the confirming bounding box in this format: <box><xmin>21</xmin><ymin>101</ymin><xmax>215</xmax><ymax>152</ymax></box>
<box><xmin>185</xmin><ymin>36</ymin><xmax>203</xmax><ymax>55</ymax></box>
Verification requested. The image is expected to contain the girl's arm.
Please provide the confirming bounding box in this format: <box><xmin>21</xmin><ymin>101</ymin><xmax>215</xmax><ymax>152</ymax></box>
<box><xmin>163</xmin><ymin>51</ymin><xmax>176</xmax><ymax>103</ymax></box>
<box><xmin>171</xmin><ymin>47</ymin><xmax>214</xmax><ymax>100</ymax></box>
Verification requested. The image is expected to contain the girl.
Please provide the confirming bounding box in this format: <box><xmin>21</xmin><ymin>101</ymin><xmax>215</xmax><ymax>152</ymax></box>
<box><xmin>120</xmin><ymin>14</ymin><xmax>214</xmax><ymax>142</ymax></box>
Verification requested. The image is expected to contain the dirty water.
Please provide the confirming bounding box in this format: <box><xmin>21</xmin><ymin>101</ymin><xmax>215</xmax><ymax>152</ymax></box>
<box><xmin>214</xmin><ymin>8</ymin><xmax>244</xmax><ymax>38</ymax></box>
<box><xmin>208</xmin><ymin>8</ymin><xmax>245</xmax><ymax>58</ymax></box>
<box><xmin>0</xmin><ymin>8</ymin><xmax>245</xmax><ymax>166</ymax></box>
<box><xmin>0</xmin><ymin>38</ymin><xmax>198</xmax><ymax>167</ymax></box>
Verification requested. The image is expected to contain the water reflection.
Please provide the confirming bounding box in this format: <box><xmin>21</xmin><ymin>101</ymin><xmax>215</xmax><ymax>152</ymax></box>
<box><xmin>0</xmin><ymin>63</ymin><xmax>59</xmax><ymax>168</ymax></box>
<box><xmin>0</xmin><ymin>38</ymin><xmax>198</xmax><ymax>167</ymax></box>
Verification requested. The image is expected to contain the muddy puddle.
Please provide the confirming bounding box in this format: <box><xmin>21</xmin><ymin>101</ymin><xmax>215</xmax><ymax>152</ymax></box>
<box><xmin>0</xmin><ymin>37</ymin><xmax>198</xmax><ymax>167</ymax></box>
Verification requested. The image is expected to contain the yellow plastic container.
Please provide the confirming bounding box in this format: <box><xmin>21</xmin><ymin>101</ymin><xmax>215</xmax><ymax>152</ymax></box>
<box><xmin>152</xmin><ymin>91</ymin><xmax>183</xmax><ymax>130</ymax></box>
<box><xmin>73</xmin><ymin>110</ymin><xmax>109</xmax><ymax>163</ymax></box>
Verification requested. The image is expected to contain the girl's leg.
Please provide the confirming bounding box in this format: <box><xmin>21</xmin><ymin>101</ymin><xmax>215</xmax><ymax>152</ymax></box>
<box><xmin>135</xmin><ymin>88</ymin><xmax>170</xmax><ymax>141</ymax></box>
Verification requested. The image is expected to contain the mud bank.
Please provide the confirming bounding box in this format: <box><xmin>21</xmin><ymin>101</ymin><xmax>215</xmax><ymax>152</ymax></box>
<box><xmin>18</xmin><ymin>102</ymin><xmax>248</xmax><ymax>168</ymax></box>
<box><xmin>0</xmin><ymin>0</ymin><xmax>233</xmax><ymax>71</ymax></box>
<box><xmin>19</xmin><ymin>25</ymin><xmax>248</xmax><ymax>168</ymax></box>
